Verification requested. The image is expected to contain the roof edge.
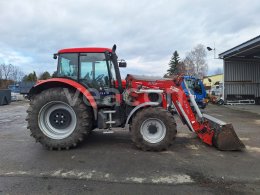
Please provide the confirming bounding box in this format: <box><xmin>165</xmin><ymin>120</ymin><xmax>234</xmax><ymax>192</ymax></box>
<box><xmin>219</xmin><ymin>35</ymin><xmax>260</xmax><ymax>59</ymax></box>
<box><xmin>58</xmin><ymin>47</ymin><xmax>112</xmax><ymax>54</ymax></box>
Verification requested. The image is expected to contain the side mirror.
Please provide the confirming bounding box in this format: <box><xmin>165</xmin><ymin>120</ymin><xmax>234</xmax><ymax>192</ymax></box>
<box><xmin>119</xmin><ymin>60</ymin><xmax>127</xmax><ymax>68</ymax></box>
<box><xmin>53</xmin><ymin>53</ymin><xmax>58</xmax><ymax>59</ymax></box>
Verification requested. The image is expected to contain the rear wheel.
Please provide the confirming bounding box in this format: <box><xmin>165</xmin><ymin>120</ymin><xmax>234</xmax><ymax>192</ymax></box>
<box><xmin>131</xmin><ymin>107</ymin><xmax>177</xmax><ymax>151</ymax></box>
<box><xmin>38</xmin><ymin>101</ymin><xmax>77</xmax><ymax>140</ymax></box>
<box><xmin>27</xmin><ymin>87</ymin><xmax>93</xmax><ymax>150</ymax></box>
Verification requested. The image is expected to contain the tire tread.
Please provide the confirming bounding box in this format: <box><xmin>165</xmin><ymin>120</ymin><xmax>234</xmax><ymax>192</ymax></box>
<box><xmin>131</xmin><ymin>107</ymin><xmax>177</xmax><ymax>151</ymax></box>
<box><xmin>26</xmin><ymin>87</ymin><xmax>93</xmax><ymax>150</ymax></box>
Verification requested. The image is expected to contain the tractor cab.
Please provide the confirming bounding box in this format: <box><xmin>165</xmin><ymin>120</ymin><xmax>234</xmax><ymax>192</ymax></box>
<box><xmin>54</xmin><ymin>46</ymin><xmax>126</xmax><ymax>106</ymax></box>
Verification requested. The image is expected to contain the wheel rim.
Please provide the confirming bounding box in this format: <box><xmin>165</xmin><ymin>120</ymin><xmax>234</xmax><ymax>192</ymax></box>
<box><xmin>38</xmin><ymin>101</ymin><xmax>77</xmax><ymax>139</ymax></box>
<box><xmin>140</xmin><ymin>118</ymin><xmax>166</xmax><ymax>144</ymax></box>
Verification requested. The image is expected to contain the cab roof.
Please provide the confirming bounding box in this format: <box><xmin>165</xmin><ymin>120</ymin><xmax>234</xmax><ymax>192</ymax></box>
<box><xmin>58</xmin><ymin>47</ymin><xmax>112</xmax><ymax>54</ymax></box>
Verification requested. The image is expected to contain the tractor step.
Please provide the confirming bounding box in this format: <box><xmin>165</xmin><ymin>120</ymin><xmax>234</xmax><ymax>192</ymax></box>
<box><xmin>103</xmin><ymin>110</ymin><xmax>116</xmax><ymax>129</ymax></box>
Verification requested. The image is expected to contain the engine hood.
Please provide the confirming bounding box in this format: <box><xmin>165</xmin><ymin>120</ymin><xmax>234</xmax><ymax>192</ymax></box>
<box><xmin>126</xmin><ymin>74</ymin><xmax>168</xmax><ymax>82</ymax></box>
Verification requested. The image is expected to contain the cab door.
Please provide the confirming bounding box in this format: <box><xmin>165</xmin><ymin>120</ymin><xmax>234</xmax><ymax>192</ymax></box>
<box><xmin>79</xmin><ymin>53</ymin><xmax>116</xmax><ymax>106</ymax></box>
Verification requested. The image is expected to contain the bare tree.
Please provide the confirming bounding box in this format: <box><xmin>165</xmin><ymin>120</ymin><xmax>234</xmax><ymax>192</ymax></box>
<box><xmin>1</xmin><ymin>64</ymin><xmax>13</xmax><ymax>80</ymax></box>
<box><xmin>176</xmin><ymin>61</ymin><xmax>186</xmax><ymax>74</ymax></box>
<box><xmin>183</xmin><ymin>56</ymin><xmax>195</xmax><ymax>75</ymax></box>
<box><xmin>183</xmin><ymin>44</ymin><xmax>208</xmax><ymax>78</ymax></box>
<box><xmin>0</xmin><ymin>64</ymin><xmax>25</xmax><ymax>81</ymax></box>
<box><xmin>12</xmin><ymin>67</ymin><xmax>25</xmax><ymax>81</ymax></box>
<box><xmin>0</xmin><ymin>65</ymin><xmax>2</xmax><ymax>79</ymax></box>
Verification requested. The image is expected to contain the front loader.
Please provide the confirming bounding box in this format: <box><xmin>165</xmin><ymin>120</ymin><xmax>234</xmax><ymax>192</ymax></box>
<box><xmin>27</xmin><ymin>45</ymin><xmax>245</xmax><ymax>151</ymax></box>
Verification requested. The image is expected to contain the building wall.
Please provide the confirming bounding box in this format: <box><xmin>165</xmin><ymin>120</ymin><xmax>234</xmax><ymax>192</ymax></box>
<box><xmin>224</xmin><ymin>60</ymin><xmax>260</xmax><ymax>102</ymax></box>
<box><xmin>203</xmin><ymin>74</ymin><xmax>223</xmax><ymax>87</ymax></box>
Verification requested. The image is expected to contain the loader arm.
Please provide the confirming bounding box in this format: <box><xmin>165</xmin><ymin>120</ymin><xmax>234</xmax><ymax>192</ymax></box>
<box><xmin>168</xmin><ymin>79</ymin><xmax>245</xmax><ymax>150</ymax></box>
<box><xmin>124</xmin><ymin>74</ymin><xmax>244</xmax><ymax>151</ymax></box>
<box><xmin>169</xmin><ymin>85</ymin><xmax>214</xmax><ymax>146</ymax></box>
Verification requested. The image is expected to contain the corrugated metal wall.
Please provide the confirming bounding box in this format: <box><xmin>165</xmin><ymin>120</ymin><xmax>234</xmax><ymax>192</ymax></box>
<box><xmin>224</xmin><ymin>60</ymin><xmax>260</xmax><ymax>100</ymax></box>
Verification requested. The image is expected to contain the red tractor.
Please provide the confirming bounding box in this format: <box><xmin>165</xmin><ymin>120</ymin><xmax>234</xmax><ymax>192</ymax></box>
<box><xmin>27</xmin><ymin>45</ymin><xmax>244</xmax><ymax>151</ymax></box>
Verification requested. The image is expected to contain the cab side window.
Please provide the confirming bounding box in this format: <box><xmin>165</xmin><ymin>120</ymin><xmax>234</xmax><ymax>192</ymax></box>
<box><xmin>58</xmin><ymin>53</ymin><xmax>78</xmax><ymax>80</ymax></box>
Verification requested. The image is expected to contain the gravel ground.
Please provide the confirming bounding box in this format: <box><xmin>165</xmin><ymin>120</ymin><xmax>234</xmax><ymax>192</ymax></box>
<box><xmin>0</xmin><ymin>101</ymin><xmax>259</xmax><ymax>194</ymax></box>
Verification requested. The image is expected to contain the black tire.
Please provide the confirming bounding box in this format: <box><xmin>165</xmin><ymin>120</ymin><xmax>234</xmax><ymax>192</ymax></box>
<box><xmin>131</xmin><ymin>107</ymin><xmax>177</xmax><ymax>151</ymax></box>
<box><xmin>26</xmin><ymin>87</ymin><xmax>93</xmax><ymax>150</ymax></box>
<box><xmin>217</xmin><ymin>99</ymin><xmax>224</xmax><ymax>105</ymax></box>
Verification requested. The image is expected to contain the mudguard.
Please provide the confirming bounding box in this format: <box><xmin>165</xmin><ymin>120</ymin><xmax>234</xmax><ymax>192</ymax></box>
<box><xmin>29</xmin><ymin>78</ymin><xmax>98</xmax><ymax>119</ymax></box>
<box><xmin>125</xmin><ymin>102</ymin><xmax>159</xmax><ymax>127</ymax></box>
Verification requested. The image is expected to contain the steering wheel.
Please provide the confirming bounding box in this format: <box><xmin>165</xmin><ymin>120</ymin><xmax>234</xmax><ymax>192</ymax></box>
<box><xmin>95</xmin><ymin>74</ymin><xmax>104</xmax><ymax>82</ymax></box>
<box><xmin>84</xmin><ymin>73</ymin><xmax>91</xmax><ymax>80</ymax></box>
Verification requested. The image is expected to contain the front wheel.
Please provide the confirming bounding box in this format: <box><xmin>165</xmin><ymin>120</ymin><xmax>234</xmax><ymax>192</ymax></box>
<box><xmin>130</xmin><ymin>107</ymin><xmax>177</xmax><ymax>151</ymax></box>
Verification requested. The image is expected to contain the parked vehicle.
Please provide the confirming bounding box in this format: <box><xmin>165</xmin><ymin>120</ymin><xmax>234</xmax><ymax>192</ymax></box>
<box><xmin>19</xmin><ymin>82</ymin><xmax>36</xmax><ymax>95</ymax></box>
<box><xmin>210</xmin><ymin>82</ymin><xmax>224</xmax><ymax>105</ymax></box>
<box><xmin>182</xmin><ymin>76</ymin><xmax>207</xmax><ymax>108</ymax></box>
<box><xmin>8</xmin><ymin>84</ymin><xmax>20</xmax><ymax>93</ymax></box>
<box><xmin>26</xmin><ymin>45</ymin><xmax>244</xmax><ymax>151</ymax></box>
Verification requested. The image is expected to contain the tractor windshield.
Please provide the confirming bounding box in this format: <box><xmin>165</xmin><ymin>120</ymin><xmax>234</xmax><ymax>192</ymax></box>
<box><xmin>57</xmin><ymin>52</ymin><xmax>116</xmax><ymax>89</ymax></box>
<box><xmin>185</xmin><ymin>78</ymin><xmax>203</xmax><ymax>94</ymax></box>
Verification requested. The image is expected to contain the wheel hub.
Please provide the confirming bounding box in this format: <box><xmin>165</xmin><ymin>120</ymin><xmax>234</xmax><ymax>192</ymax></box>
<box><xmin>49</xmin><ymin>109</ymin><xmax>72</xmax><ymax>129</ymax></box>
<box><xmin>148</xmin><ymin>124</ymin><xmax>158</xmax><ymax>134</ymax></box>
<box><xmin>140</xmin><ymin>118</ymin><xmax>166</xmax><ymax>144</ymax></box>
<box><xmin>38</xmin><ymin>101</ymin><xmax>77</xmax><ymax>140</ymax></box>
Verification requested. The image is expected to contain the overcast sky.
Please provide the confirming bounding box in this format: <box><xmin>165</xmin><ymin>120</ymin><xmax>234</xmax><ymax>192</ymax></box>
<box><xmin>0</xmin><ymin>0</ymin><xmax>260</xmax><ymax>77</ymax></box>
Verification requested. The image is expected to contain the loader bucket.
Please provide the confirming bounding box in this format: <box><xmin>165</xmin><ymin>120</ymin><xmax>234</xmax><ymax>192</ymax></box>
<box><xmin>212</xmin><ymin>124</ymin><xmax>245</xmax><ymax>151</ymax></box>
<box><xmin>203</xmin><ymin>114</ymin><xmax>245</xmax><ymax>151</ymax></box>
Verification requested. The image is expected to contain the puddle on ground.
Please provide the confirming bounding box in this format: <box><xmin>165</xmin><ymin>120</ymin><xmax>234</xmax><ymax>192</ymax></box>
<box><xmin>254</xmin><ymin>120</ymin><xmax>260</xmax><ymax>125</ymax></box>
<box><xmin>246</xmin><ymin>145</ymin><xmax>260</xmax><ymax>153</ymax></box>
